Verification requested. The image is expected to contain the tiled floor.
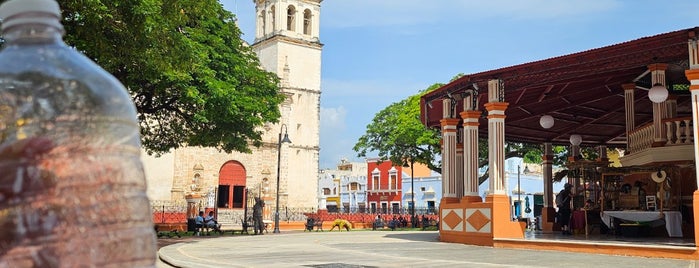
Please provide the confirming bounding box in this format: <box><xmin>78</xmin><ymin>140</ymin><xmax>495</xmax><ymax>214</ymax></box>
<box><xmin>522</xmin><ymin>229</ymin><xmax>695</xmax><ymax>248</ymax></box>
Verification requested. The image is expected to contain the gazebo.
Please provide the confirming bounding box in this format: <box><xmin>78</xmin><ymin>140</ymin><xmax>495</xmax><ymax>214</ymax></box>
<box><xmin>421</xmin><ymin>27</ymin><xmax>699</xmax><ymax>259</ymax></box>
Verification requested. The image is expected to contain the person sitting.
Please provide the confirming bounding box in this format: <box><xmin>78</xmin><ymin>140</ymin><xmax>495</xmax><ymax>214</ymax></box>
<box><xmin>387</xmin><ymin>217</ymin><xmax>398</xmax><ymax>231</ymax></box>
<box><xmin>305</xmin><ymin>217</ymin><xmax>316</xmax><ymax>232</ymax></box>
<box><xmin>194</xmin><ymin>211</ymin><xmax>205</xmax><ymax>236</ymax></box>
<box><xmin>373</xmin><ymin>216</ymin><xmax>384</xmax><ymax>230</ymax></box>
<box><xmin>204</xmin><ymin>211</ymin><xmax>221</xmax><ymax>234</ymax></box>
<box><xmin>421</xmin><ymin>215</ymin><xmax>429</xmax><ymax>230</ymax></box>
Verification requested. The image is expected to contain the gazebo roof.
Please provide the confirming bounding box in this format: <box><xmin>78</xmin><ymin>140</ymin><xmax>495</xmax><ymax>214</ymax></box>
<box><xmin>421</xmin><ymin>27</ymin><xmax>698</xmax><ymax>147</ymax></box>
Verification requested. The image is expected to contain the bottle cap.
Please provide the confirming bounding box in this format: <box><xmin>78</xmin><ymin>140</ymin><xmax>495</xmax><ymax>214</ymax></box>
<box><xmin>0</xmin><ymin>0</ymin><xmax>62</xmax><ymax>31</ymax></box>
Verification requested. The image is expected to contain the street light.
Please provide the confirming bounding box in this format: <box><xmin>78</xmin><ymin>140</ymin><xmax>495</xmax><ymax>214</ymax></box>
<box><xmin>274</xmin><ymin>124</ymin><xmax>291</xmax><ymax>233</ymax></box>
<box><xmin>517</xmin><ymin>165</ymin><xmax>521</xmax><ymax>219</ymax></box>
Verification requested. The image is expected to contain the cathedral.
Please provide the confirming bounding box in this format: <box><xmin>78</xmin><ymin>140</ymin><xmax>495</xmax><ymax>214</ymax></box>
<box><xmin>142</xmin><ymin>0</ymin><xmax>322</xmax><ymax>217</ymax></box>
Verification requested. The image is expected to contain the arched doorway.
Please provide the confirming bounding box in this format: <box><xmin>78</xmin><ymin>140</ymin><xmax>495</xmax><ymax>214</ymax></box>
<box><xmin>218</xmin><ymin>161</ymin><xmax>247</xmax><ymax>209</ymax></box>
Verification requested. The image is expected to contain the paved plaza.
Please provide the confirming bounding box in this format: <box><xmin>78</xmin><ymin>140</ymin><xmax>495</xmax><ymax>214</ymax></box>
<box><xmin>158</xmin><ymin>231</ymin><xmax>697</xmax><ymax>268</ymax></box>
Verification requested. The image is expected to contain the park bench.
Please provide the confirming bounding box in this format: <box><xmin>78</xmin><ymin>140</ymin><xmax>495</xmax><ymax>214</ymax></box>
<box><xmin>372</xmin><ymin>219</ymin><xmax>385</xmax><ymax>230</ymax></box>
<box><xmin>304</xmin><ymin>219</ymin><xmax>323</xmax><ymax>232</ymax></box>
<box><xmin>386</xmin><ymin>219</ymin><xmax>401</xmax><ymax>231</ymax></box>
<box><xmin>422</xmin><ymin>219</ymin><xmax>439</xmax><ymax>230</ymax></box>
<box><xmin>217</xmin><ymin>218</ymin><xmax>249</xmax><ymax>235</ymax></box>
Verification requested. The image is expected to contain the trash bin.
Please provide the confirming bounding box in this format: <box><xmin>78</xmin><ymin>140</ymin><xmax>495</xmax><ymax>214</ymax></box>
<box><xmin>187</xmin><ymin>218</ymin><xmax>196</xmax><ymax>232</ymax></box>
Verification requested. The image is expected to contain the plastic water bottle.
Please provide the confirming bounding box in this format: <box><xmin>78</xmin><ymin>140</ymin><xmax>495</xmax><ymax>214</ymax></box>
<box><xmin>0</xmin><ymin>0</ymin><xmax>156</xmax><ymax>267</ymax></box>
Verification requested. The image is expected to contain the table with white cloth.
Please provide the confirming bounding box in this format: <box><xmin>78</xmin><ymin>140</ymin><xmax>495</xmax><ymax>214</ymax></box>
<box><xmin>601</xmin><ymin>210</ymin><xmax>683</xmax><ymax>237</ymax></box>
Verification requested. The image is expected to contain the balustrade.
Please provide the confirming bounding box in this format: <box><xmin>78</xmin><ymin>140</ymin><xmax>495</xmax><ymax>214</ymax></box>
<box><xmin>664</xmin><ymin>117</ymin><xmax>693</xmax><ymax>145</ymax></box>
<box><xmin>627</xmin><ymin>117</ymin><xmax>693</xmax><ymax>154</ymax></box>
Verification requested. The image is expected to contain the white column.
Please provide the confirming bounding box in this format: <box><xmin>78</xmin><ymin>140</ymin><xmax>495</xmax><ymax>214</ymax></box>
<box><xmin>650</xmin><ymin>64</ymin><xmax>669</xmax><ymax>145</ymax></box>
<box><xmin>441</xmin><ymin>99</ymin><xmax>460</xmax><ymax>199</ymax></box>
<box><xmin>687</xmin><ymin>32</ymin><xmax>699</xmax><ymax>185</ymax></box>
<box><xmin>456</xmin><ymin>144</ymin><xmax>464</xmax><ymax>199</ymax></box>
<box><xmin>486</xmin><ymin>79</ymin><xmax>508</xmax><ymax>195</ymax></box>
<box><xmin>623</xmin><ymin>83</ymin><xmax>635</xmax><ymax>151</ymax></box>
<box><xmin>461</xmin><ymin>110</ymin><xmax>481</xmax><ymax>198</ymax></box>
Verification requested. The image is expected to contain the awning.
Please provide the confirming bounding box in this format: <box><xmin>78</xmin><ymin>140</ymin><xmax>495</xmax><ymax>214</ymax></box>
<box><xmin>421</xmin><ymin>27</ymin><xmax>698</xmax><ymax>146</ymax></box>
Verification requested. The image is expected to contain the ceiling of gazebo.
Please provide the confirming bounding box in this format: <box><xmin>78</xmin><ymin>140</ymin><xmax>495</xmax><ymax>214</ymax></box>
<box><xmin>421</xmin><ymin>27</ymin><xmax>698</xmax><ymax>147</ymax></box>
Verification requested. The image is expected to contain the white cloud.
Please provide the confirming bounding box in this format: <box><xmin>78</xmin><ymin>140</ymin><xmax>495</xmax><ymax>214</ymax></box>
<box><xmin>320</xmin><ymin>106</ymin><xmax>347</xmax><ymax>130</ymax></box>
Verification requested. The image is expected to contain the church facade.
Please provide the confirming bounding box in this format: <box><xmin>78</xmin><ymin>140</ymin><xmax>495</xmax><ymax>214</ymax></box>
<box><xmin>143</xmin><ymin>0</ymin><xmax>322</xmax><ymax>215</ymax></box>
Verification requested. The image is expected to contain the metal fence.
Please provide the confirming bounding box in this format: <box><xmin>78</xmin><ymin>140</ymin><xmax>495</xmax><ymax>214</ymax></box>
<box><xmin>150</xmin><ymin>199</ymin><xmax>436</xmax><ymax>224</ymax></box>
<box><xmin>267</xmin><ymin>207</ymin><xmax>317</xmax><ymax>222</ymax></box>
<box><xmin>334</xmin><ymin>207</ymin><xmax>438</xmax><ymax>215</ymax></box>
<box><xmin>151</xmin><ymin>200</ymin><xmax>188</xmax><ymax>224</ymax></box>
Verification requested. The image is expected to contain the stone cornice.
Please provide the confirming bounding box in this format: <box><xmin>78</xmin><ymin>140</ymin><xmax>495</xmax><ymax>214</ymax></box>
<box><xmin>282</xmin><ymin>86</ymin><xmax>321</xmax><ymax>94</ymax></box>
<box><xmin>253</xmin><ymin>34</ymin><xmax>323</xmax><ymax>50</ymax></box>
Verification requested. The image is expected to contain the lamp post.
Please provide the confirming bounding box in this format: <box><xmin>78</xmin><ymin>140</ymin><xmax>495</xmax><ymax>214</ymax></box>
<box><xmin>274</xmin><ymin>124</ymin><xmax>291</xmax><ymax>233</ymax></box>
<box><xmin>403</xmin><ymin>159</ymin><xmax>416</xmax><ymax>227</ymax></box>
<box><xmin>517</xmin><ymin>165</ymin><xmax>521</xmax><ymax>219</ymax></box>
<box><xmin>410</xmin><ymin>160</ymin><xmax>416</xmax><ymax>227</ymax></box>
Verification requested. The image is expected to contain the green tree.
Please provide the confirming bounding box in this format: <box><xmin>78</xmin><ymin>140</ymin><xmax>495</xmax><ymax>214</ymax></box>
<box><xmin>54</xmin><ymin>0</ymin><xmax>283</xmax><ymax>155</ymax></box>
<box><xmin>353</xmin><ymin>84</ymin><xmax>443</xmax><ymax>172</ymax></box>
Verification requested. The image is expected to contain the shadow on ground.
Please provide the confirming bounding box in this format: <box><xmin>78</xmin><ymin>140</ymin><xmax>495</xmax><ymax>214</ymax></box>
<box><xmin>382</xmin><ymin>231</ymin><xmax>440</xmax><ymax>242</ymax></box>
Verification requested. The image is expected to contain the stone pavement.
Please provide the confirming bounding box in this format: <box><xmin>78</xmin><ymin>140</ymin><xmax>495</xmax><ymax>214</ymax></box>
<box><xmin>158</xmin><ymin>231</ymin><xmax>697</xmax><ymax>268</ymax></box>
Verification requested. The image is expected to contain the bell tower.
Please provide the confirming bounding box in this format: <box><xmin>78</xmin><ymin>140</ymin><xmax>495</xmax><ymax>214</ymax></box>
<box><xmin>252</xmin><ymin>0</ymin><xmax>322</xmax><ymax>209</ymax></box>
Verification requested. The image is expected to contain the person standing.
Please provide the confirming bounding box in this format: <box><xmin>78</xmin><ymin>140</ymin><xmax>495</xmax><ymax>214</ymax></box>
<box><xmin>253</xmin><ymin>198</ymin><xmax>265</xmax><ymax>235</ymax></box>
<box><xmin>557</xmin><ymin>183</ymin><xmax>574</xmax><ymax>235</ymax></box>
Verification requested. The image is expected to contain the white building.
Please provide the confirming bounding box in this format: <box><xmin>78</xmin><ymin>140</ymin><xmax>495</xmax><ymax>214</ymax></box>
<box><xmin>142</xmin><ymin>0</ymin><xmax>323</xmax><ymax>215</ymax></box>
<box><xmin>318</xmin><ymin>159</ymin><xmax>367</xmax><ymax>212</ymax></box>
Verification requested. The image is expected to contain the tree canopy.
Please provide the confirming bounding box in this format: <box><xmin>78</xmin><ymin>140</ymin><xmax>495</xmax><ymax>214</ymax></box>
<box><xmin>54</xmin><ymin>0</ymin><xmax>283</xmax><ymax>155</ymax></box>
<box><xmin>353</xmin><ymin>84</ymin><xmax>443</xmax><ymax>171</ymax></box>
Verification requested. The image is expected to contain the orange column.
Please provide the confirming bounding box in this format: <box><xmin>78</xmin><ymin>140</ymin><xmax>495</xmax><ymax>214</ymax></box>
<box><xmin>485</xmin><ymin>79</ymin><xmax>524</xmax><ymax>239</ymax></box>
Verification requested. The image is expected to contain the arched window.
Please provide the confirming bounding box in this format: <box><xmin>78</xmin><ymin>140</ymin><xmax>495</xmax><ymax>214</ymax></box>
<box><xmin>286</xmin><ymin>5</ymin><xmax>296</xmax><ymax>31</ymax></box>
<box><xmin>303</xmin><ymin>9</ymin><xmax>312</xmax><ymax>35</ymax></box>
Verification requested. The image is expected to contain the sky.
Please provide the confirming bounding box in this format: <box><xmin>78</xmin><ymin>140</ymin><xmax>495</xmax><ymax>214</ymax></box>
<box><xmin>220</xmin><ymin>0</ymin><xmax>699</xmax><ymax>170</ymax></box>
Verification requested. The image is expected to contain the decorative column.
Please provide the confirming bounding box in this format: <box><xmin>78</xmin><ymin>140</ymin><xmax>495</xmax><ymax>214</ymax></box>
<box><xmin>685</xmin><ymin>31</ymin><xmax>699</xmax><ymax>247</ymax></box>
<box><xmin>485</xmin><ymin>79</ymin><xmax>523</xmax><ymax>239</ymax></box>
<box><xmin>666</xmin><ymin>95</ymin><xmax>678</xmax><ymax>118</ymax></box>
<box><xmin>441</xmin><ymin>99</ymin><xmax>460</xmax><ymax>203</ymax></box>
<box><xmin>623</xmin><ymin>83</ymin><xmax>636</xmax><ymax>152</ymax></box>
<box><xmin>541</xmin><ymin>142</ymin><xmax>555</xmax><ymax>231</ymax></box>
<box><xmin>460</xmin><ymin>108</ymin><xmax>481</xmax><ymax>202</ymax></box>
<box><xmin>569</xmin><ymin>141</ymin><xmax>580</xmax><ymax>161</ymax></box>
<box><xmin>456</xmin><ymin>142</ymin><xmax>464</xmax><ymax>199</ymax></box>
<box><xmin>597</xmin><ymin>145</ymin><xmax>608</xmax><ymax>162</ymax></box>
<box><xmin>485</xmin><ymin>80</ymin><xmax>508</xmax><ymax>196</ymax></box>
<box><xmin>649</xmin><ymin>63</ymin><xmax>669</xmax><ymax>146</ymax></box>
<box><xmin>688</xmin><ymin>31</ymin><xmax>699</xmax><ymax>183</ymax></box>
<box><xmin>685</xmin><ymin>30</ymin><xmax>699</xmax><ymax>245</ymax></box>
<box><xmin>185</xmin><ymin>194</ymin><xmax>202</xmax><ymax>219</ymax></box>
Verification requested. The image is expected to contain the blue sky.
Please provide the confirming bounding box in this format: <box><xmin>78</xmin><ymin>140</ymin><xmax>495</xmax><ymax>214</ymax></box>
<box><xmin>220</xmin><ymin>0</ymin><xmax>699</xmax><ymax>170</ymax></box>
